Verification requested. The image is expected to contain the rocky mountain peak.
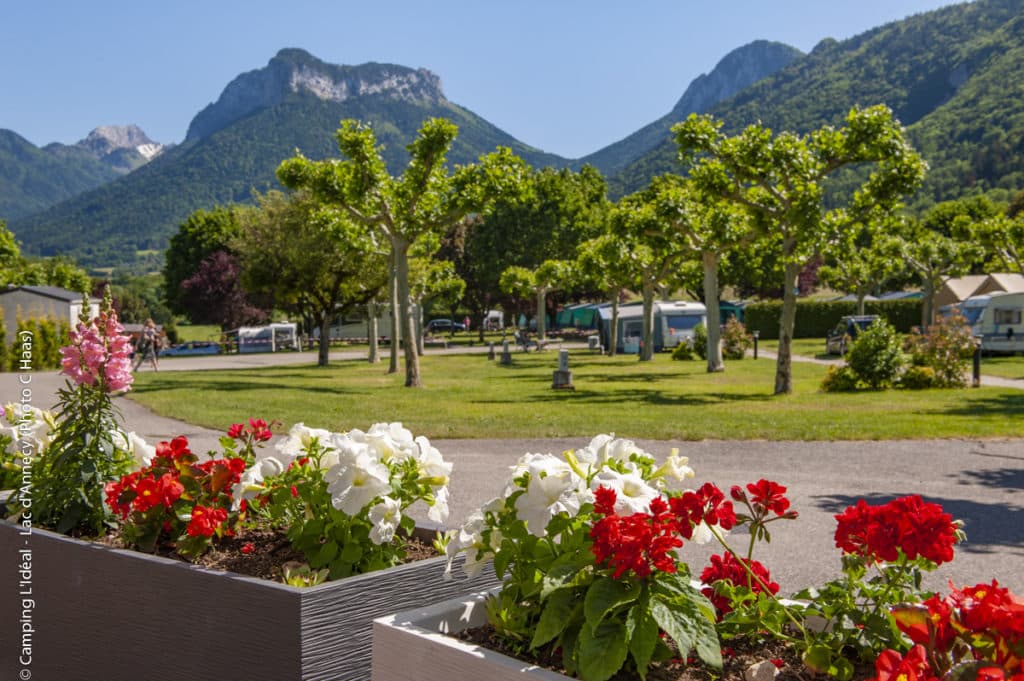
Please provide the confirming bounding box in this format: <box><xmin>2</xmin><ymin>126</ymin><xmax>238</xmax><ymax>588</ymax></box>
<box><xmin>185</xmin><ymin>48</ymin><xmax>446</xmax><ymax>142</ymax></box>
<box><xmin>77</xmin><ymin>125</ymin><xmax>154</xmax><ymax>155</ymax></box>
<box><xmin>669</xmin><ymin>40</ymin><xmax>804</xmax><ymax>118</ymax></box>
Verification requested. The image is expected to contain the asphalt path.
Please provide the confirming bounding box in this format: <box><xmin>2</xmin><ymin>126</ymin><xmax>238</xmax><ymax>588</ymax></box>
<box><xmin>3</xmin><ymin>344</ymin><xmax>1022</xmax><ymax>596</ymax></box>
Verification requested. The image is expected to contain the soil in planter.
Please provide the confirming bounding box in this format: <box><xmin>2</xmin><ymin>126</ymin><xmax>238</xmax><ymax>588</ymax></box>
<box><xmin>98</xmin><ymin>526</ymin><xmax>439</xmax><ymax>582</ymax></box>
<box><xmin>457</xmin><ymin>624</ymin><xmax>874</xmax><ymax>681</ymax></box>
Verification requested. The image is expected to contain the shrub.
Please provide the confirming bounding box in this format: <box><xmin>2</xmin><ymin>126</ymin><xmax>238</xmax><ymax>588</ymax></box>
<box><xmin>846</xmin><ymin>318</ymin><xmax>904</xmax><ymax>389</ymax></box>
<box><xmin>906</xmin><ymin>315</ymin><xmax>975</xmax><ymax>388</ymax></box>
<box><xmin>821</xmin><ymin>365</ymin><xmax>859</xmax><ymax>392</ymax></box>
<box><xmin>899</xmin><ymin>365</ymin><xmax>938</xmax><ymax>390</ymax></box>
<box><xmin>671</xmin><ymin>338</ymin><xmax>696</xmax><ymax>360</ymax></box>
<box><xmin>693</xmin><ymin>322</ymin><xmax>708</xmax><ymax>360</ymax></box>
<box><xmin>721</xmin><ymin>318</ymin><xmax>752</xmax><ymax>360</ymax></box>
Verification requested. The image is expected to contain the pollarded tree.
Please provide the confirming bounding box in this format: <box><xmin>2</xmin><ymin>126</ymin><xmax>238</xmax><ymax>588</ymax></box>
<box><xmin>884</xmin><ymin>217</ymin><xmax>984</xmax><ymax>327</ymax></box>
<box><xmin>278</xmin><ymin>118</ymin><xmax>528</xmax><ymax>387</ymax></box>
<box><xmin>675</xmin><ymin>105</ymin><xmax>926</xmax><ymax>394</ymax></box>
<box><xmin>649</xmin><ymin>176</ymin><xmax>751</xmax><ymax>372</ymax></box>
<box><xmin>499</xmin><ymin>260</ymin><xmax>571</xmax><ymax>342</ymax></box>
<box><xmin>819</xmin><ymin>218</ymin><xmax>902</xmax><ymax>315</ymax></box>
<box><xmin>576</xmin><ymin>233</ymin><xmax>633</xmax><ymax>356</ymax></box>
<box><xmin>611</xmin><ymin>177</ymin><xmax>692</xmax><ymax>361</ymax></box>
<box><xmin>976</xmin><ymin>216</ymin><xmax>1024</xmax><ymax>273</ymax></box>
<box><xmin>237</xmin><ymin>190</ymin><xmax>387</xmax><ymax>367</ymax></box>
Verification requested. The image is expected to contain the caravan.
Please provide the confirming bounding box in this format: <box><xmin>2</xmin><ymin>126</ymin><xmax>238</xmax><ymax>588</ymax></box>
<box><xmin>956</xmin><ymin>292</ymin><xmax>1024</xmax><ymax>354</ymax></box>
<box><xmin>599</xmin><ymin>301</ymin><xmax>707</xmax><ymax>354</ymax></box>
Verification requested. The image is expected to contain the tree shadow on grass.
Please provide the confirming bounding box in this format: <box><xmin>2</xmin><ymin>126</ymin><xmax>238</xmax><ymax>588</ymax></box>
<box><xmin>130</xmin><ymin>377</ymin><xmax>366</xmax><ymax>398</ymax></box>
<box><xmin>926</xmin><ymin>392</ymin><xmax>1024</xmax><ymax>419</ymax></box>
<box><xmin>472</xmin><ymin>388</ymin><xmax>773</xmax><ymax>407</ymax></box>
<box><xmin>812</xmin><ymin>492</ymin><xmax>1024</xmax><ymax>556</ymax></box>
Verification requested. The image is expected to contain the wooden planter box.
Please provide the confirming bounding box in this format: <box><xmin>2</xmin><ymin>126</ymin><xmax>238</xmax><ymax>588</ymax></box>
<box><xmin>0</xmin><ymin>522</ymin><xmax>498</xmax><ymax>681</ymax></box>
<box><xmin>372</xmin><ymin>589</ymin><xmax>569</xmax><ymax>681</ymax></box>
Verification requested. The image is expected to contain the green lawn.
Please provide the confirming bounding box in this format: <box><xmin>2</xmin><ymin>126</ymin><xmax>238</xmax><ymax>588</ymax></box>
<box><xmin>127</xmin><ymin>351</ymin><xmax>1023</xmax><ymax>441</ymax></box>
<box><xmin>978</xmin><ymin>353</ymin><xmax>1024</xmax><ymax>380</ymax></box>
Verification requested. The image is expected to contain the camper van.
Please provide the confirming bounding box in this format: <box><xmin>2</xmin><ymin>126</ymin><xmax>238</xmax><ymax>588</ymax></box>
<box><xmin>599</xmin><ymin>301</ymin><xmax>707</xmax><ymax>354</ymax></box>
<box><xmin>226</xmin><ymin>323</ymin><xmax>299</xmax><ymax>353</ymax></box>
<box><xmin>947</xmin><ymin>292</ymin><xmax>1024</xmax><ymax>354</ymax></box>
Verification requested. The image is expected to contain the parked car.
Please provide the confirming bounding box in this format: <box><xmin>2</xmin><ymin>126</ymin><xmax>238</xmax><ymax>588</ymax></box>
<box><xmin>158</xmin><ymin>341</ymin><xmax>223</xmax><ymax>357</ymax></box>
<box><xmin>426</xmin><ymin>318</ymin><xmax>465</xmax><ymax>334</ymax></box>
<box><xmin>826</xmin><ymin>315</ymin><xmax>879</xmax><ymax>355</ymax></box>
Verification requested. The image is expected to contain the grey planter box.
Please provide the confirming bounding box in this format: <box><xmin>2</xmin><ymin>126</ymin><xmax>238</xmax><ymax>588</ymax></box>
<box><xmin>372</xmin><ymin>588</ymin><xmax>569</xmax><ymax>681</ymax></box>
<box><xmin>0</xmin><ymin>522</ymin><xmax>498</xmax><ymax>681</ymax></box>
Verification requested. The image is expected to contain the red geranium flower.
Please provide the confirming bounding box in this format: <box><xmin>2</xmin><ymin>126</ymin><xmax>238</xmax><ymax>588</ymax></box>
<box><xmin>869</xmin><ymin>646</ymin><xmax>938</xmax><ymax>681</ymax></box>
<box><xmin>186</xmin><ymin>505</ymin><xmax>228</xmax><ymax>537</ymax></box>
<box><xmin>745</xmin><ymin>479</ymin><xmax>791</xmax><ymax>516</ymax></box>
<box><xmin>131</xmin><ymin>475</ymin><xmax>160</xmax><ymax>512</ymax></box>
<box><xmin>156</xmin><ymin>472</ymin><xmax>184</xmax><ymax>508</ymax></box>
<box><xmin>699</xmin><ymin>552</ymin><xmax>778</xmax><ymax>616</ymax></box>
<box><xmin>227</xmin><ymin>423</ymin><xmax>245</xmax><ymax>439</ymax></box>
<box><xmin>155</xmin><ymin>436</ymin><xmax>192</xmax><ymax>463</ymax></box>
<box><xmin>590</xmin><ymin>487</ymin><xmax>682</xmax><ymax>580</ymax></box>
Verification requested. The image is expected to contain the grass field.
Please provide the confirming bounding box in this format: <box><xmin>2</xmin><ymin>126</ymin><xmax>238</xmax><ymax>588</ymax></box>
<box><xmin>127</xmin><ymin>350</ymin><xmax>1023</xmax><ymax>441</ymax></box>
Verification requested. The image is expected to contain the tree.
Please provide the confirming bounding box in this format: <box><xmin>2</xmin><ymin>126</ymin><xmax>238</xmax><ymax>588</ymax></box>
<box><xmin>278</xmin><ymin>118</ymin><xmax>528</xmax><ymax>387</ymax></box>
<box><xmin>976</xmin><ymin>216</ymin><xmax>1024</xmax><ymax>273</ymax></box>
<box><xmin>885</xmin><ymin>217</ymin><xmax>984</xmax><ymax>327</ymax></box>
<box><xmin>675</xmin><ymin>105</ymin><xmax>926</xmax><ymax>394</ymax></box>
<box><xmin>237</xmin><ymin>191</ymin><xmax>386</xmax><ymax>366</ymax></box>
<box><xmin>611</xmin><ymin>177</ymin><xmax>692</xmax><ymax>361</ymax></box>
<box><xmin>499</xmin><ymin>260</ymin><xmax>570</xmax><ymax>341</ymax></box>
<box><xmin>576</xmin><ymin>233</ymin><xmax>633</xmax><ymax>356</ymax></box>
<box><xmin>163</xmin><ymin>206</ymin><xmax>245</xmax><ymax>317</ymax></box>
<box><xmin>180</xmin><ymin>251</ymin><xmax>268</xmax><ymax>330</ymax></box>
<box><xmin>410</xmin><ymin>256</ymin><xmax>465</xmax><ymax>354</ymax></box>
<box><xmin>819</xmin><ymin>219</ymin><xmax>902</xmax><ymax>315</ymax></box>
<box><xmin>650</xmin><ymin>176</ymin><xmax>751</xmax><ymax>372</ymax></box>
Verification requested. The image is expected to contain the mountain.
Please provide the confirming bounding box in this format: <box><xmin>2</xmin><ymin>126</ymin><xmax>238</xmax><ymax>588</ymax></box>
<box><xmin>577</xmin><ymin>40</ymin><xmax>803</xmax><ymax>178</ymax></box>
<box><xmin>610</xmin><ymin>0</ymin><xmax>1024</xmax><ymax>204</ymax></box>
<box><xmin>14</xmin><ymin>48</ymin><xmax>569</xmax><ymax>268</ymax></box>
<box><xmin>0</xmin><ymin>125</ymin><xmax>169</xmax><ymax>220</ymax></box>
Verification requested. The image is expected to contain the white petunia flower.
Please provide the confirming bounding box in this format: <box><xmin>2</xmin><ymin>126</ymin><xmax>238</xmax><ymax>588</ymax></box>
<box><xmin>368</xmin><ymin>496</ymin><xmax>402</xmax><ymax>545</ymax></box>
<box><xmin>426</xmin><ymin>486</ymin><xmax>450</xmax><ymax>524</ymax></box>
<box><xmin>275</xmin><ymin>422</ymin><xmax>333</xmax><ymax>464</ymax></box>
<box><xmin>414</xmin><ymin>436</ymin><xmax>452</xmax><ymax>488</ymax></box>
<box><xmin>361</xmin><ymin>422</ymin><xmax>416</xmax><ymax>462</ymax></box>
<box><xmin>326</xmin><ymin>450</ymin><xmax>391</xmax><ymax>515</ymax></box>
<box><xmin>591</xmin><ymin>469</ymin><xmax>662</xmax><ymax>515</ymax></box>
<box><xmin>514</xmin><ymin>462</ymin><xmax>582</xmax><ymax>537</ymax></box>
<box><xmin>651</xmin><ymin>451</ymin><xmax>695</xmax><ymax>491</ymax></box>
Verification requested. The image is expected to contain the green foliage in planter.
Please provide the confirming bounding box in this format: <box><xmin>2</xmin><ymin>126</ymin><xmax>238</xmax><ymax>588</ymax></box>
<box><xmin>721</xmin><ymin>318</ymin><xmax>752</xmax><ymax>361</ymax></box>
<box><xmin>821</xmin><ymin>365</ymin><xmax>860</xmax><ymax>392</ymax></box>
<box><xmin>898</xmin><ymin>365</ymin><xmax>938</xmax><ymax>390</ymax></box>
<box><xmin>746</xmin><ymin>300</ymin><xmax>922</xmax><ymax>340</ymax></box>
<box><xmin>846</xmin><ymin>319</ymin><xmax>904</xmax><ymax>389</ymax></box>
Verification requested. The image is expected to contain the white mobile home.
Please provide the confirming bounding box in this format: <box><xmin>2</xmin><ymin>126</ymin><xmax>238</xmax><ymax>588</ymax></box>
<box><xmin>955</xmin><ymin>292</ymin><xmax>1024</xmax><ymax>354</ymax></box>
<box><xmin>599</xmin><ymin>301</ymin><xmax>707</xmax><ymax>354</ymax></box>
<box><xmin>226</xmin><ymin>323</ymin><xmax>299</xmax><ymax>353</ymax></box>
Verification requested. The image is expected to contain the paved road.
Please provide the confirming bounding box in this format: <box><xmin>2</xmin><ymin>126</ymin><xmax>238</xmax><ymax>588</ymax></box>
<box><xmin>3</xmin><ymin>345</ymin><xmax>1022</xmax><ymax>596</ymax></box>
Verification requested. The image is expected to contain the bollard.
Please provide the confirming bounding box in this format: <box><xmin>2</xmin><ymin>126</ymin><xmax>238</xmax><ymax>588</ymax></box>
<box><xmin>972</xmin><ymin>335</ymin><xmax>982</xmax><ymax>387</ymax></box>
<box><xmin>552</xmin><ymin>348</ymin><xmax>574</xmax><ymax>390</ymax></box>
<box><xmin>499</xmin><ymin>339</ymin><xmax>512</xmax><ymax>366</ymax></box>
<box><xmin>487</xmin><ymin>342</ymin><xmax>496</xmax><ymax>360</ymax></box>
<box><xmin>753</xmin><ymin>330</ymin><xmax>759</xmax><ymax>360</ymax></box>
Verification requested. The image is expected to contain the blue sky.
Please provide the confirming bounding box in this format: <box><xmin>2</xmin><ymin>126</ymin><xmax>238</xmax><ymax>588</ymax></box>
<box><xmin>3</xmin><ymin>0</ymin><xmax>961</xmax><ymax>159</ymax></box>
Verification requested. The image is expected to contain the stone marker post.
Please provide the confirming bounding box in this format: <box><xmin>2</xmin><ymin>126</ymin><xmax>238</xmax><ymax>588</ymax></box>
<box><xmin>487</xmin><ymin>342</ymin><xmax>496</xmax><ymax>360</ymax></box>
<box><xmin>500</xmin><ymin>339</ymin><xmax>512</xmax><ymax>365</ymax></box>
<box><xmin>552</xmin><ymin>349</ymin><xmax>574</xmax><ymax>390</ymax></box>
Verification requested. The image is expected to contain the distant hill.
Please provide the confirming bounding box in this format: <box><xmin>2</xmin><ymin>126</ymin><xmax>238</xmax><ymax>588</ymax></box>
<box><xmin>610</xmin><ymin>0</ymin><xmax>1024</xmax><ymax>204</ymax></box>
<box><xmin>13</xmin><ymin>48</ymin><xmax>569</xmax><ymax>268</ymax></box>
<box><xmin>0</xmin><ymin>125</ymin><xmax>168</xmax><ymax>220</ymax></box>
<box><xmin>577</xmin><ymin>40</ymin><xmax>803</xmax><ymax>178</ymax></box>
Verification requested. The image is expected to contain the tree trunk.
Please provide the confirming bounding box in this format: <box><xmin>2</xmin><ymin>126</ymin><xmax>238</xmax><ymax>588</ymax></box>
<box><xmin>608</xmin><ymin>294</ymin><xmax>619</xmax><ymax>357</ymax></box>
<box><xmin>856</xmin><ymin>292</ymin><xmax>867</xmax><ymax>316</ymax></box>
<box><xmin>415</xmin><ymin>299</ymin><xmax>425</xmax><ymax>356</ymax></box>
<box><xmin>388</xmin><ymin>253</ymin><xmax>399</xmax><ymax>374</ymax></box>
<box><xmin>774</xmin><ymin>261</ymin><xmax>801</xmax><ymax>395</ymax></box>
<box><xmin>641</xmin><ymin>282</ymin><xmax>655</xmax><ymax>361</ymax></box>
<box><xmin>368</xmin><ymin>301</ymin><xmax>380</xmax><ymax>364</ymax></box>
<box><xmin>922</xmin><ymin>278</ymin><xmax>936</xmax><ymax>329</ymax></box>
<box><xmin>317</xmin><ymin>315</ymin><xmax>330</xmax><ymax>367</ymax></box>
<box><xmin>703</xmin><ymin>251</ymin><xmax>724</xmax><ymax>373</ymax></box>
<box><xmin>536</xmin><ymin>290</ymin><xmax>547</xmax><ymax>341</ymax></box>
<box><xmin>395</xmin><ymin>238</ymin><xmax>422</xmax><ymax>387</ymax></box>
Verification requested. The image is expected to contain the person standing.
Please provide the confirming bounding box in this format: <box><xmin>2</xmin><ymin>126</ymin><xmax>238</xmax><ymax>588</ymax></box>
<box><xmin>133</xmin><ymin>318</ymin><xmax>160</xmax><ymax>371</ymax></box>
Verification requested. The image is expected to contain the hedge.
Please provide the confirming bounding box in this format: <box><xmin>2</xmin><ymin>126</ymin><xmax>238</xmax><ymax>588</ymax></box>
<box><xmin>745</xmin><ymin>299</ymin><xmax>922</xmax><ymax>339</ymax></box>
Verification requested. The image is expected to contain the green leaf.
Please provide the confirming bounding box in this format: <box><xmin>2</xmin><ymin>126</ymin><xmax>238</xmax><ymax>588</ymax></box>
<box><xmin>584</xmin><ymin>577</ymin><xmax>635</xmax><ymax>624</ymax></box>
<box><xmin>650</xmin><ymin>595</ymin><xmax>722</xmax><ymax>670</ymax></box>
<box><xmin>541</xmin><ymin>560</ymin><xmax>586</xmax><ymax>598</ymax></box>
<box><xmin>626</xmin><ymin>598</ymin><xmax>659</xmax><ymax>680</ymax></box>
<box><xmin>340</xmin><ymin>541</ymin><xmax>363</xmax><ymax>564</ymax></box>
<box><xmin>577</xmin><ymin>620</ymin><xmax>629</xmax><ymax>681</ymax></box>
<box><xmin>531</xmin><ymin>588</ymin><xmax>575</xmax><ymax>648</ymax></box>
<box><xmin>803</xmin><ymin>644</ymin><xmax>852</xmax><ymax>680</ymax></box>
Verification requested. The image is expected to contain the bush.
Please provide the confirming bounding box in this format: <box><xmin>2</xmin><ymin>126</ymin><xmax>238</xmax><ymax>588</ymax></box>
<box><xmin>671</xmin><ymin>339</ymin><xmax>696</xmax><ymax>361</ymax></box>
<box><xmin>846</xmin><ymin>318</ymin><xmax>904</xmax><ymax>389</ymax></box>
<box><xmin>745</xmin><ymin>299</ymin><xmax>922</xmax><ymax>339</ymax></box>
<box><xmin>821</xmin><ymin>365</ymin><xmax>859</xmax><ymax>392</ymax></box>
<box><xmin>721</xmin><ymin>318</ymin><xmax>752</xmax><ymax>360</ymax></box>
<box><xmin>693</xmin><ymin>323</ymin><xmax>708</xmax><ymax>360</ymax></box>
<box><xmin>906</xmin><ymin>315</ymin><xmax>975</xmax><ymax>388</ymax></box>
<box><xmin>899</xmin><ymin>365</ymin><xmax>938</xmax><ymax>390</ymax></box>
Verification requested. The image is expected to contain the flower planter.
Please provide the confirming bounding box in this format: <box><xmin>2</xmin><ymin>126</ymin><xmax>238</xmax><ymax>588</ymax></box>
<box><xmin>0</xmin><ymin>522</ymin><xmax>498</xmax><ymax>681</ymax></box>
<box><xmin>372</xmin><ymin>588</ymin><xmax>568</xmax><ymax>681</ymax></box>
